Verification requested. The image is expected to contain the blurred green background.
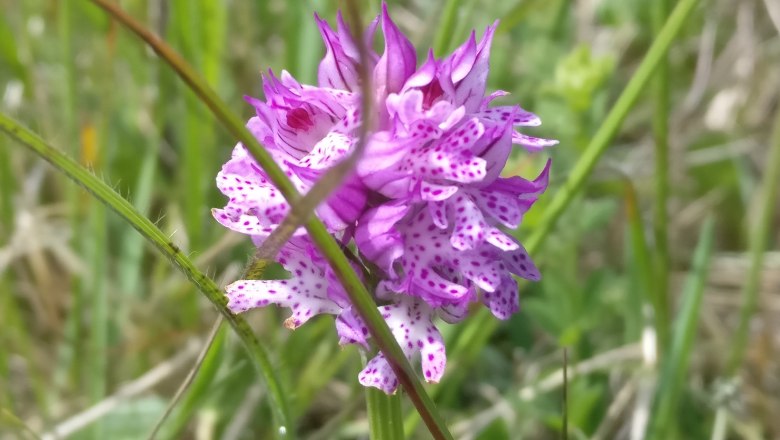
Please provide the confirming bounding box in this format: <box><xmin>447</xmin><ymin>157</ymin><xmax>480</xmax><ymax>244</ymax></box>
<box><xmin>1</xmin><ymin>0</ymin><xmax>779</xmax><ymax>439</ymax></box>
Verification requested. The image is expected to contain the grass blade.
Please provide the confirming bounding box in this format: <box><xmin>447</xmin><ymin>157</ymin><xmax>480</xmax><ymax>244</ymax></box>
<box><xmin>652</xmin><ymin>0</ymin><xmax>672</xmax><ymax>351</ymax></box>
<box><xmin>85</xmin><ymin>192</ymin><xmax>109</xmax><ymax>439</ymax></box>
<box><xmin>726</xmin><ymin>107</ymin><xmax>780</xmax><ymax>373</ymax></box>
<box><xmin>149</xmin><ymin>318</ymin><xmax>226</xmax><ymax>439</ymax></box>
<box><xmin>0</xmin><ymin>141</ymin><xmax>22</xmax><ymax>410</ymax></box>
<box><xmin>433</xmin><ymin>0</ymin><xmax>464</xmax><ymax>55</ymax></box>
<box><xmin>624</xmin><ymin>178</ymin><xmax>666</xmax><ymax>348</ymax></box>
<box><xmin>525</xmin><ymin>0</ymin><xmax>702</xmax><ymax>252</ymax></box>
<box><xmin>117</xmin><ymin>141</ymin><xmax>158</xmax><ymax>298</ymax></box>
<box><xmin>162</xmin><ymin>323</ymin><xmax>228</xmax><ymax>438</ymax></box>
<box><xmin>0</xmin><ymin>407</ymin><xmax>42</xmax><ymax>440</ymax></box>
<box><xmin>646</xmin><ymin>216</ymin><xmax>715</xmax><ymax>439</ymax></box>
<box><xmin>0</xmin><ymin>113</ymin><xmax>294</xmax><ymax>438</ymax></box>
<box><xmin>366</xmin><ymin>387</ymin><xmax>404</xmax><ymax>440</ymax></box>
<box><xmin>168</xmin><ymin>0</ymin><xmax>214</xmax><ymax>249</ymax></box>
<box><xmin>53</xmin><ymin>0</ymin><xmax>84</xmax><ymax>414</ymax></box>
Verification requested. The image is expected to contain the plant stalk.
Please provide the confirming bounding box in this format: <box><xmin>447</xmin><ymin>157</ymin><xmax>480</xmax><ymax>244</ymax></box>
<box><xmin>366</xmin><ymin>387</ymin><xmax>404</xmax><ymax>440</ymax></box>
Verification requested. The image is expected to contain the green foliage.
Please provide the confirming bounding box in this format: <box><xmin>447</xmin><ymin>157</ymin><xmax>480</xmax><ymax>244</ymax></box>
<box><xmin>2</xmin><ymin>0</ymin><xmax>779</xmax><ymax>438</ymax></box>
<box><xmin>551</xmin><ymin>45</ymin><xmax>616</xmax><ymax>114</ymax></box>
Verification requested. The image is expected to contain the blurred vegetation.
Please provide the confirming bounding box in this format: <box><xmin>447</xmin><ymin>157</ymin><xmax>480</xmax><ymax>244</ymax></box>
<box><xmin>1</xmin><ymin>0</ymin><xmax>779</xmax><ymax>439</ymax></box>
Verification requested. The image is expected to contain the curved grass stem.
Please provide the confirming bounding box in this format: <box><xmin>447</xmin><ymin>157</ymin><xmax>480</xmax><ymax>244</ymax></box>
<box><xmin>0</xmin><ymin>114</ymin><xmax>294</xmax><ymax>437</ymax></box>
<box><xmin>86</xmin><ymin>1</ymin><xmax>451</xmax><ymax>438</ymax></box>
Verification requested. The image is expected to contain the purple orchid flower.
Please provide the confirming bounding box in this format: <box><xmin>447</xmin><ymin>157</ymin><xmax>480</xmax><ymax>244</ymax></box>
<box><xmin>213</xmin><ymin>3</ymin><xmax>555</xmax><ymax>394</ymax></box>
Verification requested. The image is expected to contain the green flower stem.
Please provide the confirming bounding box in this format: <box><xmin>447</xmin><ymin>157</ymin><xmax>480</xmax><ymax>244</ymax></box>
<box><xmin>0</xmin><ymin>114</ymin><xmax>294</xmax><ymax>438</ymax></box>
<box><xmin>726</xmin><ymin>105</ymin><xmax>780</xmax><ymax>374</ymax></box>
<box><xmin>366</xmin><ymin>387</ymin><xmax>404</xmax><ymax>440</ymax></box>
<box><xmin>651</xmin><ymin>0</ymin><xmax>672</xmax><ymax>350</ymax></box>
<box><xmin>87</xmin><ymin>1</ymin><xmax>452</xmax><ymax>438</ymax></box>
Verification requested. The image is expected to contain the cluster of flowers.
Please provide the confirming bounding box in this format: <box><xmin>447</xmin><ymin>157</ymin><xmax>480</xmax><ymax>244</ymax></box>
<box><xmin>212</xmin><ymin>4</ymin><xmax>555</xmax><ymax>393</ymax></box>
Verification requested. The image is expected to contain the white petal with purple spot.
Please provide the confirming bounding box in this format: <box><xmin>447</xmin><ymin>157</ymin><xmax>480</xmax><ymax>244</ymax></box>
<box><xmin>356</xmin><ymin>298</ymin><xmax>446</xmax><ymax>393</ymax></box>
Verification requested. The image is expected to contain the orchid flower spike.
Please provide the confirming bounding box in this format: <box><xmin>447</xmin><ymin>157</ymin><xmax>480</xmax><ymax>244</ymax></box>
<box><xmin>214</xmin><ymin>2</ymin><xmax>556</xmax><ymax>393</ymax></box>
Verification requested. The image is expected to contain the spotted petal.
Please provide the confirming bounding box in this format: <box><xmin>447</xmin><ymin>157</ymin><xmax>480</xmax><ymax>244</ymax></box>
<box><xmin>225</xmin><ymin>240</ymin><xmax>342</xmax><ymax>329</ymax></box>
<box><xmin>482</xmin><ymin>276</ymin><xmax>520</xmax><ymax>319</ymax></box>
<box><xmin>355</xmin><ymin>298</ymin><xmax>446</xmax><ymax>394</ymax></box>
<box><xmin>512</xmin><ymin>132</ymin><xmax>559</xmax><ymax>152</ymax></box>
<box><xmin>356</xmin><ymin>201</ymin><xmax>410</xmax><ymax>275</ymax></box>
